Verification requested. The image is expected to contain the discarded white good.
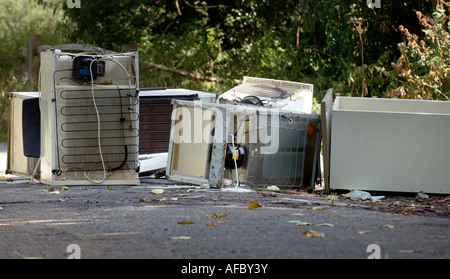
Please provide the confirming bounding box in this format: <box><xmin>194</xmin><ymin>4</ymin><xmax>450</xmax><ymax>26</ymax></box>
<box><xmin>139</xmin><ymin>153</ymin><xmax>168</xmax><ymax>175</ymax></box>
<box><xmin>330</xmin><ymin>97</ymin><xmax>450</xmax><ymax>194</ymax></box>
<box><xmin>343</xmin><ymin>190</ymin><xmax>385</xmax><ymax>201</ymax></box>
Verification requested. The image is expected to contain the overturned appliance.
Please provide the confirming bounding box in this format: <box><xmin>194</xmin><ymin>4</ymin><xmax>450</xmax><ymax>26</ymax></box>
<box><xmin>166</xmin><ymin>78</ymin><xmax>321</xmax><ymax>189</ymax></box>
<box><xmin>6</xmin><ymin>91</ymin><xmax>41</xmax><ymax>178</ymax></box>
<box><xmin>139</xmin><ymin>88</ymin><xmax>216</xmax><ymax>155</ymax></box>
<box><xmin>219</xmin><ymin>76</ymin><xmax>313</xmax><ymax>113</ymax></box>
<box><xmin>21</xmin><ymin>49</ymin><xmax>140</xmax><ymax>185</ymax></box>
<box><xmin>138</xmin><ymin>88</ymin><xmax>216</xmax><ymax>175</ymax></box>
<box><xmin>329</xmin><ymin>97</ymin><xmax>450</xmax><ymax>194</ymax></box>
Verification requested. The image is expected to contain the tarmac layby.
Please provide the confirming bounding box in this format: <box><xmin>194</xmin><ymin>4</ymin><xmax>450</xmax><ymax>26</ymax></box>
<box><xmin>0</xmin><ymin>175</ymin><xmax>448</xmax><ymax>260</ymax></box>
<box><xmin>0</xmin><ymin>142</ymin><xmax>449</xmax><ymax>260</ymax></box>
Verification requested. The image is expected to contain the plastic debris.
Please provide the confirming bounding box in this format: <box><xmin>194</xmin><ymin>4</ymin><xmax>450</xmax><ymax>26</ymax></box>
<box><xmin>221</xmin><ymin>187</ymin><xmax>254</xmax><ymax>193</ymax></box>
<box><xmin>267</xmin><ymin>185</ymin><xmax>280</xmax><ymax>191</ymax></box>
<box><xmin>343</xmin><ymin>190</ymin><xmax>385</xmax><ymax>201</ymax></box>
<box><xmin>416</xmin><ymin>191</ymin><xmax>429</xmax><ymax>202</ymax></box>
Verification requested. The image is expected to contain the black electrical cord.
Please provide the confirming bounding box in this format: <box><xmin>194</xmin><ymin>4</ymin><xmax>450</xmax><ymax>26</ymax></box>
<box><xmin>110</xmin><ymin>145</ymin><xmax>128</xmax><ymax>172</ymax></box>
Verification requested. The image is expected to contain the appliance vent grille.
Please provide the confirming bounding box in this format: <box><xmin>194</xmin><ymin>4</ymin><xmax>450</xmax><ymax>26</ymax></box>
<box><xmin>55</xmin><ymin>88</ymin><xmax>139</xmax><ymax>173</ymax></box>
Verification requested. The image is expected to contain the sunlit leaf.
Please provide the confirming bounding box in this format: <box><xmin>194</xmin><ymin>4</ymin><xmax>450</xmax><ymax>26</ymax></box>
<box><xmin>316</xmin><ymin>223</ymin><xmax>334</xmax><ymax>227</ymax></box>
<box><xmin>106</xmin><ymin>186</ymin><xmax>112</xmax><ymax>190</ymax></box>
<box><xmin>380</xmin><ymin>224</ymin><xmax>394</xmax><ymax>229</ymax></box>
<box><xmin>207</xmin><ymin>222</ymin><xmax>216</xmax><ymax>226</ymax></box>
<box><xmin>358</xmin><ymin>230</ymin><xmax>372</xmax><ymax>234</ymax></box>
<box><xmin>211</xmin><ymin>214</ymin><xmax>228</xmax><ymax>218</ymax></box>
<box><xmin>178</xmin><ymin>220</ymin><xmax>194</xmax><ymax>224</ymax></box>
<box><xmin>171</xmin><ymin>236</ymin><xmax>191</xmax><ymax>240</ymax></box>
<box><xmin>399</xmin><ymin>248</ymin><xmax>422</xmax><ymax>253</ymax></box>
<box><xmin>60</xmin><ymin>186</ymin><xmax>69</xmax><ymax>190</ymax></box>
<box><xmin>296</xmin><ymin>221</ymin><xmax>313</xmax><ymax>226</ymax></box>
<box><xmin>152</xmin><ymin>189</ymin><xmax>165</xmax><ymax>194</ymax></box>
<box><xmin>302</xmin><ymin>230</ymin><xmax>325</xmax><ymax>238</ymax></box>
<box><xmin>248</xmin><ymin>201</ymin><xmax>262</xmax><ymax>210</ymax></box>
<box><xmin>312</xmin><ymin>206</ymin><xmax>327</xmax><ymax>211</ymax></box>
<box><xmin>402</xmin><ymin>209</ymin><xmax>412</xmax><ymax>216</ymax></box>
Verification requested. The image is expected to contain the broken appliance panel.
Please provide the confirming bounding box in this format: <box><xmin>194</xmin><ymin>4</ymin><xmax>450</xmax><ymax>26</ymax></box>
<box><xmin>139</xmin><ymin>88</ymin><xmax>216</xmax><ymax>154</ymax></box>
<box><xmin>166</xmin><ymin>100</ymin><xmax>321</xmax><ymax>189</ymax></box>
<box><xmin>232</xmin><ymin>111</ymin><xmax>320</xmax><ymax>188</ymax></box>
<box><xmin>39</xmin><ymin>49</ymin><xmax>140</xmax><ymax>185</ymax></box>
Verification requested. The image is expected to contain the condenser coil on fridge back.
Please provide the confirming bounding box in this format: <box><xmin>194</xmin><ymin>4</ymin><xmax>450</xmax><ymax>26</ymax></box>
<box><xmin>38</xmin><ymin>49</ymin><xmax>140</xmax><ymax>185</ymax></box>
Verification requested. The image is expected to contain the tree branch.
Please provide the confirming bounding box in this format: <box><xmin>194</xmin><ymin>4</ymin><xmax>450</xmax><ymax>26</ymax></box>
<box><xmin>140</xmin><ymin>60</ymin><xmax>241</xmax><ymax>84</ymax></box>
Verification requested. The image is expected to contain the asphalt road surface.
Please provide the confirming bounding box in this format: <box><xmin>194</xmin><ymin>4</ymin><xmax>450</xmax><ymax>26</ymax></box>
<box><xmin>0</xmin><ymin>177</ymin><xmax>449</xmax><ymax>260</ymax></box>
<box><xmin>0</xmin><ymin>143</ymin><xmax>449</xmax><ymax>260</ymax></box>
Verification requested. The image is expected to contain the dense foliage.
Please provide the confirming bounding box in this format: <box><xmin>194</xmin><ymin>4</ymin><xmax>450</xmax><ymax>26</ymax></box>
<box><xmin>1</xmin><ymin>0</ymin><xmax>448</xmax><ymax>140</ymax></box>
<box><xmin>59</xmin><ymin>0</ymin><xmax>437</xmax><ymax>97</ymax></box>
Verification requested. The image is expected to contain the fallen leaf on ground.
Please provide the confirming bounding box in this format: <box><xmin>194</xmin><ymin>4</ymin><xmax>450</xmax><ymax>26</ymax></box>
<box><xmin>358</xmin><ymin>230</ymin><xmax>372</xmax><ymax>234</ymax></box>
<box><xmin>291</xmin><ymin>212</ymin><xmax>305</xmax><ymax>216</ymax></box>
<box><xmin>302</xmin><ymin>230</ymin><xmax>325</xmax><ymax>238</ymax></box>
<box><xmin>47</xmin><ymin>188</ymin><xmax>55</xmax><ymax>191</ymax></box>
<box><xmin>399</xmin><ymin>248</ymin><xmax>422</xmax><ymax>253</ymax></box>
<box><xmin>296</xmin><ymin>221</ymin><xmax>313</xmax><ymax>226</ymax></box>
<box><xmin>211</xmin><ymin>214</ymin><xmax>228</xmax><ymax>218</ymax></box>
<box><xmin>140</xmin><ymin>197</ymin><xmax>149</xmax><ymax>202</ymax></box>
<box><xmin>60</xmin><ymin>186</ymin><xmax>69</xmax><ymax>190</ymax></box>
<box><xmin>106</xmin><ymin>186</ymin><xmax>112</xmax><ymax>190</ymax></box>
<box><xmin>49</xmin><ymin>191</ymin><xmax>59</xmax><ymax>195</ymax></box>
<box><xmin>316</xmin><ymin>223</ymin><xmax>334</xmax><ymax>227</ymax></box>
<box><xmin>207</xmin><ymin>222</ymin><xmax>216</xmax><ymax>227</ymax></box>
<box><xmin>170</xmin><ymin>236</ymin><xmax>191</xmax><ymax>240</ymax></box>
<box><xmin>380</xmin><ymin>224</ymin><xmax>394</xmax><ymax>229</ymax></box>
<box><xmin>312</xmin><ymin>206</ymin><xmax>327</xmax><ymax>211</ymax></box>
<box><xmin>14</xmin><ymin>251</ymin><xmax>42</xmax><ymax>259</ymax></box>
<box><xmin>178</xmin><ymin>220</ymin><xmax>194</xmax><ymax>225</ymax></box>
<box><xmin>152</xmin><ymin>189</ymin><xmax>165</xmax><ymax>194</ymax></box>
<box><xmin>248</xmin><ymin>201</ymin><xmax>262</xmax><ymax>210</ymax></box>
<box><xmin>402</xmin><ymin>209</ymin><xmax>412</xmax><ymax>216</ymax></box>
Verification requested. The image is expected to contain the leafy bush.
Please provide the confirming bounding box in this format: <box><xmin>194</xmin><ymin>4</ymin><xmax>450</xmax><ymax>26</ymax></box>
<box><xmin>389</xmin><ymin>2</ymin><xmax>450</xmax><ymax>100</ymax></box>
<box><xmin>0</xmin><ymin>0</ymin><xmax>65</xmax><ymax>140</ymax></box>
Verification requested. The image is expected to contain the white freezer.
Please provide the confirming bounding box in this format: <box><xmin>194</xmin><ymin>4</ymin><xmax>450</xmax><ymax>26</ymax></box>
<box><xmin>329</xmin><ymin>97</ymin><xmax>450</xmax><ymax>194</ymax></box>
